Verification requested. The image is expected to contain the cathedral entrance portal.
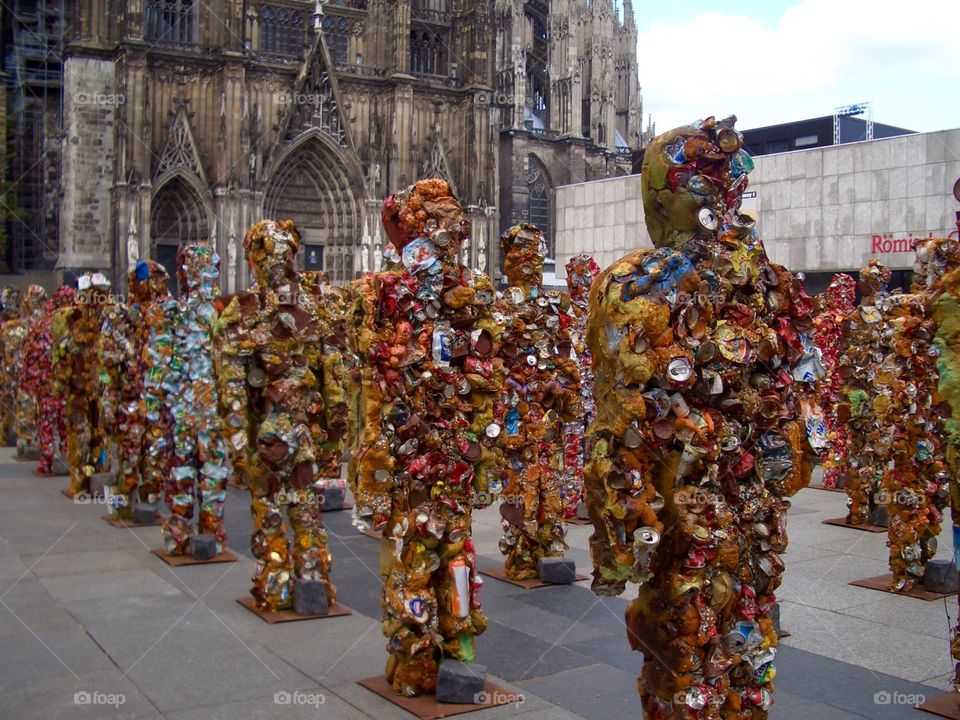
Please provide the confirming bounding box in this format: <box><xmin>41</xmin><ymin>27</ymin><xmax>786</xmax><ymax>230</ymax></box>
<box><xmin>263</xmin><ymin>134</ymin><xmax>363</xmax><ymax>285</ymax></box>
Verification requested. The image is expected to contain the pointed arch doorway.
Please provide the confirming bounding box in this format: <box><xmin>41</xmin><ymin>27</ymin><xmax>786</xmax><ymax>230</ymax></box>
<box><xmin>150</xmin><ymin>173</ymin><xmax>212</xmax><ymax>294</ymax></box>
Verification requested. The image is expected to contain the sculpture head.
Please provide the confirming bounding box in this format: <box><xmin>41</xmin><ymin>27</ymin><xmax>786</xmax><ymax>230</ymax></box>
<box><xmin>641</xmin><ymin>116</ymin><xmax>755</xmax><ymax>249</ymax></box>
<box><xmin>824</xmin><ymin>273</ymin><xmax>857</xmax><ymax>315</ymax></box>
<box><xmin>0</xmin><ymin>286</ymin><xmax>21</xmax><ymax>319</ymax></box>
<box><xmin>858</xmin><ymin>259</ymin><xmax>891</xmax><ymax>301</ymax></box>
<box><xmin>565</xmin><ymin>254</ymin><xmax>600</xmax><ymax>306</ymax></box>
<box><xmin>244</xmin><ymin>220</ymin><xmax>301</xmax><ymax>290</ymax></box>
<box><xmin>128</xmin><ymin>259</ymin><xmax>170</xmax><ymax>304</ymax></box>
<box><xmin>48</xmin><ymin>285</ymin><xmax>76</xmax><ymax>315</ymax></box>
<box><xmin>381</xmin><ymin>179</ymin><xmax>469</xmax><ymax>267</ymax></box>
<box><xmin>177</xmin><ymin>244</ymin><xmax>221</xmax><ymax>301</ymax></box>
<box><xmin>501</xmin><ymin>223</ymin><xmax>546</xmax><ymax>289</ymax></box>
<box><xmin>76</xmin><ymin>272</ymin><xmax>111</xmax><ymax>308</ymax></box>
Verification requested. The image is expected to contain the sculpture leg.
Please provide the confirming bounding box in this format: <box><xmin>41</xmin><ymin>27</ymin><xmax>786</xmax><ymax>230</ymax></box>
<box><xmin>196</xmin><ymin>419</ymin><xmax>229</xmax><ymax>553</ymax></box>
<box><xmin>503</xmin><ymin>454</ymin><xmax>541</xmax><ymax>580</ymax></box>
<box><xmin>15</xmin><ymin>388</ymin><xmax>37</xmax><ymax>458</ymax></box>
<box><xmin>248</xmin><ymin>449</ymin><xmax>294</xmax><ymax>611</ymax></box>
<box><xmin>65</xmin><ymin>400</ymin><xmax>94</xmax><ymax>497</ymax></box>
<box><xmin>114</xmin><ymin>403</ymin><xmax>145</xmax><ymax>521</ymax></box>
<box><xmin>36</xmin><ymin>393</ymin><xmax>58</xmax><ymax>474</ymax></box>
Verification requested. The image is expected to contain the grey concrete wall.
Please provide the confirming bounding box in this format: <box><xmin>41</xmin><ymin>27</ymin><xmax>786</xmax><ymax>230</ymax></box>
<box><xmin>554</xmin><ymin>128</ymin><xmax>960</xmax><ymax>279</ymax></box>
<box><xmin>58</xmin><ymin>57</ymin><xmax>117</xmax><ymax>270</ymax></box>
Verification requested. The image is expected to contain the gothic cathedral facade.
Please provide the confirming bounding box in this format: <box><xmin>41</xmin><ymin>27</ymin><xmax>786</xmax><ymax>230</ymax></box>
<box><xmin>5</xmin><ymin>0</ymin><xmax>643</xmax><ymax>288</ymax></box>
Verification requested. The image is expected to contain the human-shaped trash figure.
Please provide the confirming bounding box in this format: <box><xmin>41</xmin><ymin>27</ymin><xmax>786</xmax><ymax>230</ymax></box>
<box><xmin>877</xmin><ymin>268</ymin><xmax>947</xmax><ymax>591</ymax></box>
<box><xmin>353</xmin><ymin>179</ymin><xmax>503</xmax><ymax>696</ymax></box>
<box><xmin>144</xmin><ymin>245</ymin><xmax>231</xmax><ymax>556</ymax></box>
<box><xmin>217</xmin><ymin>220</ymin><xmax>336</xmax><ymax>611</ymax></box>
<box><xmin>23</xmin><ymin>285</ymin><xmax>75</xmax><ymax>475</ymax></box>
<box><xmin>3</xmin><ymin>285</ymin><xmax>48</xmax><ymax>459</ymax></box>
<box><xmin>53</xmin><ymin>273</ymin><xmax>113</xmax><ymax>497</ymax></box>
<box><xmin>494</xmin><ymin>223</ymin><xmax>581</xmax><ymax>579</ymax></box>
<box><xmin>812</xmin><ymin>274</ymin><xmax>857</xmax><ymax>488</ymax></box>
<box><xmin>98</xmin><ymin>260</ymin><xmax>171</xmax><ymax>520</ymax></box>
<box><xmin>838</xmin><ymin>260</ymin><xmax>893</xmax><ymax>526</ymax></box>
<box><xmin>563</xmin><ymin>254</ymin><xmax>600</xmax><ymax>518</ymax></box>
<box><xmin>584</xmin><ymin>117</ymin><xmax>814</xmax><ymax>719</ymax></box>
<box><xmin>299</xmin><ymin>271</ymin><xmax>351</xmax><ymax>500</ymax></box>
<box><xmin>0</xmin><ymin>286</ymin><xmax>23</xmax><ymax>444</ymax></box>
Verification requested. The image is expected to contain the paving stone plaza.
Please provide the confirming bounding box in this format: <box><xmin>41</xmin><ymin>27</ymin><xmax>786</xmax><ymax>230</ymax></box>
<box><xmin>0</xmin><ymin>452</ymin><xmax>949</xmax><ymax>720</ymax></box>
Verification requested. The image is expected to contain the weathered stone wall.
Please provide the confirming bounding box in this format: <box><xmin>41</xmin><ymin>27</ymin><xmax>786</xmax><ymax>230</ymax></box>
<box><xmin>58</xmin><ymin>57</ymin><xmax>116</xmax><ymax>270</ymax></box>
<box><xmin>555</xmin><ymin>128</ymin><xmax>960</xmax><ymax>279</ymax></box>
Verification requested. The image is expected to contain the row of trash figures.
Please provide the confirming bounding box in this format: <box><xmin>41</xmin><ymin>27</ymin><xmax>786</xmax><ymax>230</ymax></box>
<box><xmin>2</xmin><ymin>116</ymin><xmax>960</xmax><ymax>719</ymax></box>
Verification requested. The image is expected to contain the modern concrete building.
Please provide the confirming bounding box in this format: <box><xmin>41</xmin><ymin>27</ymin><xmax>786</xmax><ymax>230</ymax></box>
<box><xmin>555</xmin><ymin>128</ymin><xmax>960</xmax><ymax>294</ymax></box>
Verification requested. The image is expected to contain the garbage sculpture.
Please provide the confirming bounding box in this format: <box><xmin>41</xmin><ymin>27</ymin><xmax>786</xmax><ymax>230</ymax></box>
<box><xmin>22</xmin><ymin>286</ymin><xmax>75</xmax><ymax>474</ymax></box>
<box><xmin>584</xmin><ymin>117</ymin><xmax>813</xmax><ymax>719</ymax></box>
<box><xmin>98</xmin><ymin>260</ymin><xmax>170</xmax><ymax>520</ymax></box>
<box><xmin>53</xmin><ymin>273</ymin><xmax>113</xmax><ymax>497</ymax></box>
<box><xmin>838</xmin><ymin>261</ymin><xmax>893</xmax><ymax>526</ymax></box>
<box><xmin>144</xmin><ymin>246</ymin><xmax>231</xmax><ymax>556</ymax></box>
<box><xmin>4</xmin><ymin>285</ymin><xmax>48</xmax><ymax>459</ymax></box>
<box><xmin>495</xmin><ymin>223</ymin><xmax>581</xmax><ymax>579</ymax></box>
<box><xmin>217</xmin><ymin>221</ymin><xmax>336</xmax><ymax>611</ymax></box>
<box><xmin>812</xmin><ymin>274</ymin><xmax>857</xmax><ymax>488</ymax></box>
<box><xmin>353</xmin><ymin>179</ymin><xmax>502</xmax><ymax>696</ymax></box>
<box><xmin>564</xmin><ymin>254</ymin><xmax>600</xmax><ymax>518</ymax></box>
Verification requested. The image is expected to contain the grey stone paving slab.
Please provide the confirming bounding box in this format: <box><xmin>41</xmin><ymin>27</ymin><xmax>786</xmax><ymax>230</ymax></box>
<box><xmin>0</xmin><ymin>597</ymin><xmax>85</xmax><ymax>638</ymax></box>
<box><xmin>250</xmin><ymin>611</ymin><xmax>386</xmax><ymax>687</ymax></box>
<box><xmin>490</xmin><ymin>602</ymin><xmax>616</xmax><ymax>646</ymax></box>
<box><xmin>514</xmin><ymin>663</ymin><xmax>637</xmax><ymax>720</ymax></box>
<box><xmin>26</xmin><ymin>548</ymin><xmax>145</xmax><ymax>577</ymax></box>
<box><xmin>835</xmin><ymin>593</ymin><xmax>957</xmax><ymax>640</ymax></box>
<box><xmin>776</xmin><ymin>644</ymin><xmax>939</xmax><ymax>719</ymax></box>
<box><xmin>163</xmin><ymin>690</ymin><xmax>368</xmax><ymax>720</ymax></box>
<box><xmin>0</xmin><ymin>668</ymin><xmax>160</xmax><ymax>720</ymax></box>
<box><xmin>473</xmin><ymin>621</ymin><xmax>596</xmax><ymax>682</ymax></box>
<box><xmin>0</xmin><ymin>536</ymin><xmax>30</xmax><ymax>580</ymax></box>
<box><xmin>0</xmin><ymin>628</ymin><xmax>117</xmax><ymax>690</ymax></box>
<box><xmin>777</xmin><ymin>553</ymin><xmax>892</xmax><ymax>611</ymax></box>
<box><xmin>329</xmin><ymin>676</ymin><xmax>545</xmax><ymax>720</ymax></box>
<box><xmin>41</xmin><ymin>568</ymin><xmax>185</xmax><ymax>603</ymax></box>
<box><xmin>770</xmin><ymin>689</ymin><xmax>873</xmax><ymax>719</ymax></box>
<box><xmin>105</xmin><ymin>602</ymin><xmax>316</xmax><ymax>713</ymax></box>
<box><xmin>503</xmin><ymin>581</ymin><xmax>627</xmax><ymax>636</ymax></box>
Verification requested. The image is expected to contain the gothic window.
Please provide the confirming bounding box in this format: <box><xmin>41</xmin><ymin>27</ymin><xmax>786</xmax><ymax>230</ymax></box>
<box><xmin>322</xmin><ymin>15</ymin><xmax>351</xmax><ymax>65</ymax></box>
<box><xmin>259</xmin><ymin>6</ymin><xmax>305</xmax><ymax>56</ymax></box>
<box><xmin>145</xmin><ymin>0</ymin><xmax>198</xmax><ymax>47</ymax></box>
<box><xmin>409</xmin><ymin>30</ymin><xmax>447</xmax><ymax>76</ymax></box>
<box><xmin>527</xmin><ymin>155</ymin><xmax>551</xmax><ymax>256</ymax></box>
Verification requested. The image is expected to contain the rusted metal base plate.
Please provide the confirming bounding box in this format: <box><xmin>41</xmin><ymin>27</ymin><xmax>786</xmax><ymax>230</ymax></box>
<box><xmin>361</xmin><ymin>528</ymin><xmax>382</xmax><ymax>540</ymax></box>
<box><xmin>917</xmin><ymin>692</ymin><xmax>960</xmax><ymax>718</ymax></box>
<box><xmin>849</xmin><ymin>574</ymin><xmax>956</xmax><ymax>601</ymax></box>
<box><xmin>60</xmin><ymin>488</ymin><xmax>81</xmax><ymax>499</ymax></box>
<box><xmin>357</xmin><ymin>675</ymin><xmax>523</xmax><ymax>720</ymax></box>
<box><xmin>821</xmin><ymin>517</ymin><xmax>887</xmax><ymax>533</ymax></box>
<box><xmin>565</xmin><ymin>517</ymin><xmax>592</xmax><ymax>526</ymax></box>
<box><xmin>808</xmin><ymin>483</ymin><xmax>846</xmax><ymax>493</ymax></box>
<box><xmin>479</xmin><ymin>565</ymin><xmax>589</xmax><ymax>590</ymax></box>
<box><xmin>322</xmin><ymin>502</ymin><xmax>354</xmax><ymax>513</ymax></box>
<box><xmin>151</xmin><ymin>547</ymin><xmax>240</xmax><ymax>566</ymax></box>
<box><xmin>235</xmin><ymin>596</ymin><xmax>352</xmax><ymax>624</ymax></box>
<box><xmin>101</xmin><ymin>514</ymin><xmax>164</xmax><ymax>529</ymax></box>
<box><xmin>34</xmin><ymin>468</ymin><xmax>69</xmax><ymax>477</ymax></box>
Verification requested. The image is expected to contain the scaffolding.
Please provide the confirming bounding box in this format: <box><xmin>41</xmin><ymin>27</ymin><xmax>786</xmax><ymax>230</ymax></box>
<box><xmin>3</xmin><ymin>0</ymin><xmax>64</xmax><ymax>273</ymax></box>
<box><xmin>833</xmin><ymin>102</ymin><xmax>873</xmax><ymax>146</ymax></box>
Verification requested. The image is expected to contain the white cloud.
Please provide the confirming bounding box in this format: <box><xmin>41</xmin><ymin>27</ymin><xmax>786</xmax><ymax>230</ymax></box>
<box><xmin>638</xmin><ymin>0</ymin><xmax>960</xmax><ymax>133</ymax></box>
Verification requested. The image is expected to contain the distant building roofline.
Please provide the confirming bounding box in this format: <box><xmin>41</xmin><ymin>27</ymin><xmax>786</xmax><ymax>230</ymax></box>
<box><xmin>741</xmin><ymin>115</ymin><xmax>917</xmax><ymax>135</ymax></box>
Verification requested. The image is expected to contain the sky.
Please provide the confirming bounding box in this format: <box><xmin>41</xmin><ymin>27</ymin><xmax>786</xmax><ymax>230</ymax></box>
<box><xmin>629</xmin><ymin>0</ymin><xmax>960</xmax><ymax>134</ymax></box>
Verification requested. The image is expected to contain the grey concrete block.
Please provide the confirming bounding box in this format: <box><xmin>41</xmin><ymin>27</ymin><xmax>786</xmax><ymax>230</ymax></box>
<box><xmin>924</xmin><ymin>559</ymin><xmax>958</xmax><ymax>595</ymax></box>
<box><xmin>436</xmin><ymin>659</ymin><xmax>486</xmax><ymax>704</ymax></box>
<box><xmin>293</xmin><ymin>578</ymin><xmax>329</xmax><ymax>616</ymax></box>
<box><xmin>131</xmin><ymin>502</ymin><xmax>159</xmax><ymax>525</ymax></box>
<box><xmin>89</xmin><ymin>472</ymin><xmax>112</xmax><ymax>498</ymax></box>
<box><xmin>772</xmin><ymin>602</ymin><xmax>783</xmax><ymax>636</ymax></box>
<box><xmin>51</xmin><ymin>457</ymin><xmax>71</xmax><ymax>476</ymax></box>
<box><xmin>321</xmin><ymin>483</ymin><xmax>345</xmax><ymax>511</ymax></box>
<box><xmin>190</xmin><ymin>535</ymin><xmax>218</xmax><ymax>561</ymax></box>
<box><xmin>575</xmin><ymin>502</ymin><xmax>590</xmax><ymax>520</ymax></box>
<box><xmin>870</xmin><ymin>505</ymin><xmax>889</xmax><ymax>528</ymax></box>
<box><xmin>537</xmin><ymin>557</ymin><xmax>576</xmax><ymax>585</ymax></box>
